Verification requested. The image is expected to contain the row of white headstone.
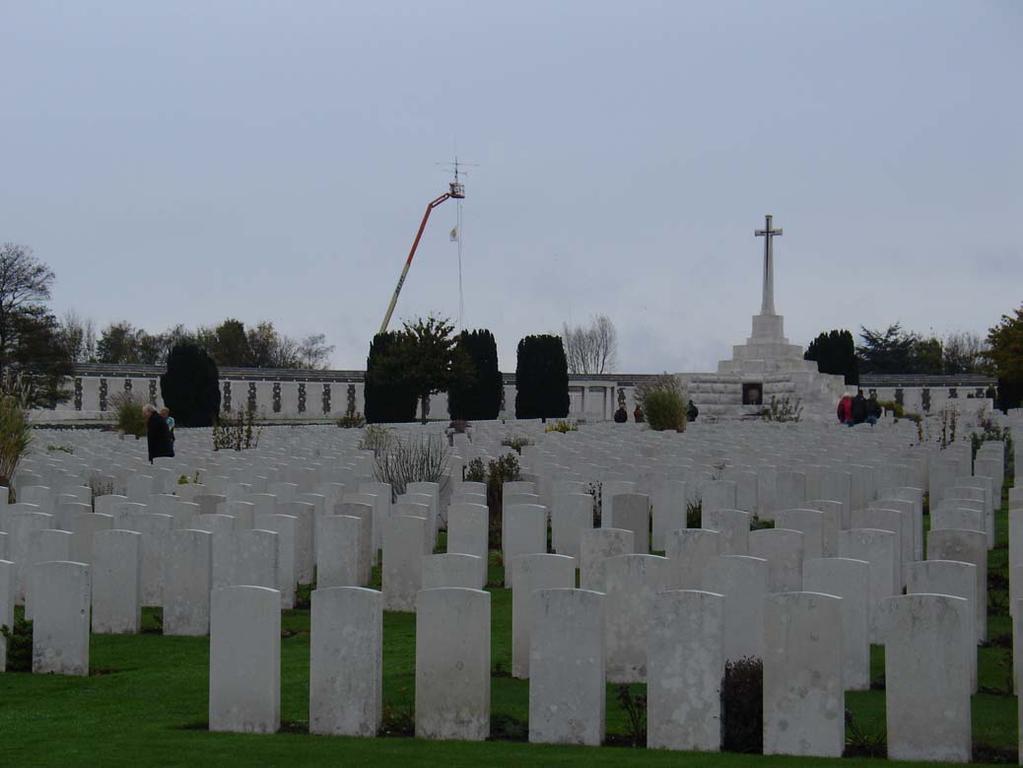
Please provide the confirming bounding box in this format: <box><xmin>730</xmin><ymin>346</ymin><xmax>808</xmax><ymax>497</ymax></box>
<box><xmin>199</xmin><ymin>577</ymin><xmax>976</xmax><ymax>762</ymax></box>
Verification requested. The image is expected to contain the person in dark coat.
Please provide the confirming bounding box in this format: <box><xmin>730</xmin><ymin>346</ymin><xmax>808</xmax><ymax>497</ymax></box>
<box><xmin>851</xmin><ymin>391</ymin><xmax>868</xmax><ymax>425</ymax></box>
<box><xmin>687</xmin><ymin>399</ymin><xmax>699</xmax><ymax>422</ymax></box>
<box><xmin>145</xmin><ymin>404</ymin><xmax>174</xmax><ymax>463</ymax></box>
<box><xmin>866</xmin><ymin>393</ymin><xmax>882</xmax><ymax>425</ymax></box>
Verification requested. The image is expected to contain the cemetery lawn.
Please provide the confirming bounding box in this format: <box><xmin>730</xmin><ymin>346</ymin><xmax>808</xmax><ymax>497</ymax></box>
<box><xmin>0</xmin><ymin>488</ymin><xmax>1016</xmax><ymax>767</ymax></box>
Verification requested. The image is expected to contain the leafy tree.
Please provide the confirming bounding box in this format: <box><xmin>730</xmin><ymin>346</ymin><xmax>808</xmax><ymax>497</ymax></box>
<box><xmin>364</xmin><ymin>331</ymin><xmax>417</xmax><ymax>423</ymax></box>
<box><xmin>856</xmin><ymin>324</ymin><xmax>917</xmax><ymax>374</ymax></box>
<box><xmin>911</xmin><ymin>336</ymin><xmax>943</xmax><ymax>375</ymax></box>
<box><xmin>56</xmin><ymin>311</ymin><xmax>96</xmax><ymax>363</ymax></box>
<box><xmin>0</xmin><ymin>244</ymin><xmax>71</xmax><ymax>406</ymax></box>
<box><xmin>0</xmin><ymin>243</ymin><xmax>54</xmax><ymax>377</ymax></box>
<box><xmin>943</xmin><ymin>331</ymin><xmax>989</xmax><ymax>375</ymax></box>
<box><xmin>804</xmin><ymin>329</ymin><xmax>859</xmax><ymax>385</ymax></box>
<box><xmin>381</xmin><ymin>316</ymin><xmax>472</xmax><ymax>423</ymax></box>
<box><xmin>297</xmin><ymin>333</ymin><xmax>335</xmax><ymax>370</ymax></box>
<box><xmin>206</xmin><ymin>319</ymin><xmax>251</xmax><ymax>367</ymax></box>
<box><xmin>987</xmin><ymin>304</ymin><xmax>1023</xmax><ymax>411</ymax></box>
<box><xmin>96</xmin><ymin>321</ymin><xmax>164</xmax><ymax>365</ymax></box>
<box><xmin>160</xmin><ymin>343</ymin><xmax>221</xmax><ymax>427</ymax></box>
<box><xmin>563</xmin><ymin>314</ymin><xmax>617</xmax><ymax>374</ymax></box>
<box><xmin>246</xmin><ymin>321</ymin><xmax>299</xmax><ymax>368</ymax></box>
<box><xmin>515</xmin><ymin>334</ymin><xmax>569</xmax><ymax>420</ymax></box>
<box><xmin>448</xmin><ymin>329</ymin><xmax>502</xmax><ymax>420</ymax></box>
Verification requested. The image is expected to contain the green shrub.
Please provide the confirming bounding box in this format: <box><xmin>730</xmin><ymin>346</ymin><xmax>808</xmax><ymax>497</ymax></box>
<box><xmin>160</xmin><ymin>343</ymin><xmax>220</xmax><ymax>427</ymax></box>
<box><xmin>337</xmin><ymin>413</ymin><xmax>366</xmax><ymax>428</ymax></box>
<box><xmin>364</xmin><ymin>332</ymin><xmax>417</xmax><ymax>424</ymax></box>
<box><xmin>686</xmin><ymin>499</ymin><xmax>702</xmax><ymax>528</ymax></box>
<box><xmin>448</xmin><ymin>329</ymin><xmax>502</xmax><ymax>421</ymax></box>
<box><xmin>0</xmin><ymin>393</ymin><xmax>32</xmax><ymax>487</ymax></box>
<box><xmin>212</xmin><ymin>406</ymin><xmax>261</xmax><ymax>451</ymax></box>
<box><xmin>543</xmin><ymin>420</ymin><xmax>577</xmax><ymax>433</ymax></box>
<box><xmin>111</xmin><ymin>392</ymin><xmax>146</xmax><ymax>438</ymax></box>
<box><xmin>465</xmin><ymin>453</ymin><xmax>521</xmax><ymax>548</ymax></box>
<box><xmin>515</xmin><ymin>334</ymin><xmax>569</xmax><ymax>420</ymax></box>
<box><xmin>721</xmin><ymin>656</ymin><xmax>763</xmax><ymax>753</ymax></box>
<box><xmin>644</xmin><ymin>389</ymin><xmax>687</xmax><ymax>432</ymax></box>
<box><xmin>614</xmin><ymin>684</ymin><xmax>647</xmax><ymax>747</ymax></box>
<box><xmin>0</xmin><ymin>615</ymin><xmax>33</xmax><ymax>672</ymax></box>
<box><xmin>500</xmin><ymin>436</ymin><xmax>533</xmax><ymax>454</ymax></box>
<box><xmin>878</xmin><ymin>399</ymin><xmax>904</xmax><ymax>418</ymax></box>
<box><xmin>761</xmin><ymin>395</ymin><xmax>803</xmax><ymax>423</ymax></box>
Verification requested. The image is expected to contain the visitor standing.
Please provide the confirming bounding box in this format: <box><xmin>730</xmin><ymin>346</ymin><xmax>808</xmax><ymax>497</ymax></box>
<box><xmin>145</xmin><ymin>404</ymin><xmax>174</xmax><ymax>463</ymax></box>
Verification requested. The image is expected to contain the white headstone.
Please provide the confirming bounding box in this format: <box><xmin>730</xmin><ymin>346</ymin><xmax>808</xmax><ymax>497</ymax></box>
<box><xmin>529</xmin><ymin>588</ymin><xmax>605</xmax><ymax>746</ymax></box>
<box><xmin>91</xmin><ymin>529</ymin><xmax>142</xmax><ymax>634</ymax></box>
<box><xmin>209</xmin><ymin>585</ymin><xmax>280</xmax><ymax>733</ymax></box>
<box><xmin>309</xmin><ymin>586</ymin><xmax>382</xmax><ymax>737</ymax></box>
<box><xmin>414</xmin><ymin>588</ymin><xmax>490</xmax><ymax>741</ymax></box>
<box><xmin>383</xmin><ymin>515</ymin><xmax>426</xmax><ymax>612</ymax></box>
<box><xmin>31</xmin><ymin>560</ymin><xmax>90</xmax><ymax>676</ymax></box>
<box><xmin>665</xmin><ymin>528</ymin><xmax>720</xmax><ymax>590</ymax></box>
<box><xmin>763</xmin><ymin>592</ymin><xmax>844</xmax><ymax>757</ymax></box>
<box><xmin>164</xmin><ymin>528</ymin><xmax>213</xmax><ymax>636</ymax></box>
<box><xmin>701</xmin><ymin>554</ymin><xmax>768</xmax><ymax>662</ymax></box>
<box><xmin>927</xmin><ymin>527</ymin><xmax>987</xmax><ymax>642</ymax></box>
<box><xmin>883</xmin><ymin>593</ymin><xmax>971</xmax><ymax>762</ymax></box>
<box><xmin>578</xmin><ymin>527</ymin><xmax>634</xmax><ymax>592</ymax></box>
<box><xmin>802</xmin><ymin>557</ymin><xmax>870</xmax><ymax>690</ymax></box>
<box><xmin>511</xmin><ymin>553</ymin><xmax>574</xmax><ymax>678</ymax></box>
<box><xmin>647</xmin><ymin>589</ymin><xmax>724</xmax><ymax>751</ymax></box>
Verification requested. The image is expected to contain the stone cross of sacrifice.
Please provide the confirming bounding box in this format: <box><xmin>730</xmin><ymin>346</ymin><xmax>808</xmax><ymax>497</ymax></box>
<box><xmin>755</xmin><ymin>214</ymin><xmax>783</xmax><ymax>316</ymax></box>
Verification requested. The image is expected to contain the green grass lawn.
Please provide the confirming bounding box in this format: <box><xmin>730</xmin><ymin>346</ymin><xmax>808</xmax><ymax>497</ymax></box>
<box><xmin>0</xmin><ymin>480</ymin><xmax>1017</xmax><ymax>766</ymax></box>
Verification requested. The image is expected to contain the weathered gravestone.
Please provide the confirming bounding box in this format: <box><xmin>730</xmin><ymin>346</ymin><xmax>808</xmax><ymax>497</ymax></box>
<box><xmin>647</xmin><ymin>589</ymin><xmax>724</xmax><ymax>751</ymax></box>
<box><xmin>316</xmin><ymin>515</ymin><xmax>363</xmax><ymax>588</ymax></box>
<box><xmin>529</xmin><ymin>588</ymin><xmax>605</xmax><ymax>746</ymax></box>
<box><xmin>91</xmin><ymin>529</ymin><xmax>142</xmax><ymax>634</ymax></box>
<box><xmin>578</xmin><ymin>527</ymin><xmax>633</xmax><ymax>592</ymax></box>
<box><xmin>209</xmin><ymin>585</ymin><xmax>280</xmax><ymax>733</ymax></box>
<box><xmin>415</xmin><ymin>588</ymin><xmax>490</xmax><ymax>741</ymax></box>
<box><xmin>604</xmin><ymin>553</ymin><xmax>667</xmax><ymax>682</ymax></box>
<box><xmin>763</xmin><ymin>592</ymin><xmax>844</xmax><ymax>757</ymax></box>
<box><xmin>31</xmin><ymin>560</ymin><xmax>90</xmax><ymax>676</ymax></box>
<box><xmin>163</xmin><ymin>528</ymin><xmax>213</xmax><ymax>636</ymax></box>
<box><xmin>422</xmin><ymin>553</ymin><xmax>484</xmax><ymax>590</ymax></box>
<box><xmin>511</xmin><ymin>553</ymin><xmax>574</xmax><ymax>678</ymax></box>
<box><xmin>802</xmin><ymin>557</ymin><xmax>870</xmax><ymax>690</ymax></box>
<box><xmin>927</xmin><ymin>527</ymin><xmax>987</xmax><ymax>642</ymax></box>
<box><xmin>883</xmin><ymin>593</ymin><xmax>971</xmax><ymax>763</ymax></box>
<box><xmin>665</xmin><ymin>528</ymin><xmax>720</xmax><ymax>590</ymax></box>
<box><xmin>701</xmin><ymin>554</ymin><xmax>768</xmax><ymax>662</ymax></box>
<box><xmin>309</xmin><ymin>586</ymin><xmax>382</xmax><ymax>737</ymax></box>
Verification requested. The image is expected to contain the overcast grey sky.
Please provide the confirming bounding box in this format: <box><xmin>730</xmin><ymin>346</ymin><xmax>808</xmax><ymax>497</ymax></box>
<box><xmin>3</xmin><ymin>1</ymin><xmax>1020</xmax><ymax>372</ymax></box>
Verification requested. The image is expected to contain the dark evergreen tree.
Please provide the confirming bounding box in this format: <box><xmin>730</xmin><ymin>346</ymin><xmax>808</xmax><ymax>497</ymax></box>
<box><xmin>160</xmin><ymin>343</ymin><xmax>221</xmax><ymax>427</ymax></box>
<box><xmin>448</xmin><ymin>329</ymin><xmax>502</xmax><ymax>420</ymax></box>
<box><xmin>804</xmin><ymin>329</ymin><xmax>859</xmax><ymax>385</ymax></box>
<box><xmin>364</xmin><ymin>332</ymin><xmax>416</xmax><ymax>423</ymax></box>
<box><xmin>515</xmin><ymin>334</ymin><xmax>569</xmax><ymax>420</ymax></box>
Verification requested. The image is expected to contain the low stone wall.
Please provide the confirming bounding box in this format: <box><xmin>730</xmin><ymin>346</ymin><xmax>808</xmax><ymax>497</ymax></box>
<box><xmin>30</xmin><ymin>365</ymin><xmax>999</xmax><ymax>424</ymax></box>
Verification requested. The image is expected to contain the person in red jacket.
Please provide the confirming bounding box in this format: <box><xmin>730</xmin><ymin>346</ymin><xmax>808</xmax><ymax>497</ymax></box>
<box><xmin>837</xmin><ymin>394</ymin><xmax>854</xmax><ymax>426</ymax></box>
